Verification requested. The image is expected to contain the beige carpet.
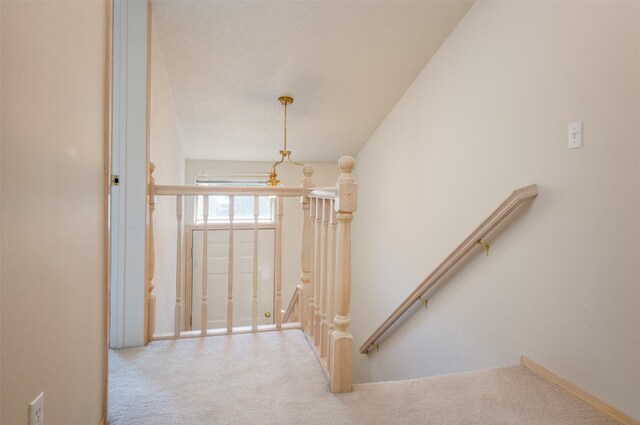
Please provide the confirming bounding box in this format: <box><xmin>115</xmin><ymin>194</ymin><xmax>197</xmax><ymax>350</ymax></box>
<box><xmin>109</xmin><ymin>330</ymin><xmax>614</xmax><ymax>425</ymax></box>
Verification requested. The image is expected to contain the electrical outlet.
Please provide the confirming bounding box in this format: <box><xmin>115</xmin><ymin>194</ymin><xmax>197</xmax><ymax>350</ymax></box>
<box><xmin>29</xmin><ymin>392</ymin><xmax>44</xmax><ymax>425</ymax></box>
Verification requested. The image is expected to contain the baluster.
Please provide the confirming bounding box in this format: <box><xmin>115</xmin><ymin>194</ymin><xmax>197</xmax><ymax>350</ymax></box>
<box><xmin>184</xmin><ymin>210</ymin><xmax>193</xmax><ymax>332</ymax></box>
<box><xmin>300</xmin><ymin>165</ymin><xmax>315</xmax><ymax>335</ymax></box>
<box><xmin>320</xmin><ymin>198</ymin><xmax>330</xmax><ymax>359</ymax></box>
<box><xmin>275</xmin><ymin>197</ymin><xmax>284</xmax><ymax>329</ymax></box>
<box><xmin>201</xmin><ymin>195</ymin><xmax>209</xmax><ymax>336</ymax></box>
<box><xmin>252</xmin><ymin>196</ymin><xmax>259</xmax><ymax>331</ymax></box>
<box><xmin>292</xmin><ymin>288</ymin><xmax>300</xmax><ymax>322</ymax></box>
<box><xmin>309</xmin><ymin>197</ymin><xmax>317</xmax><ymax>338</ymax></box>
<box><xmin>147</xmin><ymin>163</ymin><xmax>156</xmax><ymax>340</ymax></box>
<box><xmin>227</xmin><ymin>196</ymin><xmax>235</xmax><ymax>333</ymax></box>
<box><xmin>292</xmin><ymin>296</ymin><xmax>298</xmax><ymax>323</ymax></box>
<box><xmin>174</xmin><ymin>195</ymin><xmax>183</xmax><ymax>337</ymax></box>
<box><xmin>327</xmin><ymin>199</ymin><xmax>338</xmax><ymax>371</ymax></box>
<box><xmin>330</xmin><ymin>156</ymin><xmax>357</xmax><ymax>393</ymax></box>
<box><xmin>313</xmin><ymin>196</ymin><xmax>322</xmax><ymax>346</ymax></box>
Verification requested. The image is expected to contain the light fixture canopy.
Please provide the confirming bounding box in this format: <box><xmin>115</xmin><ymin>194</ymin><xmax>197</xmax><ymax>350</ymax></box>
<box><xmin>267</xmin><ymin>95</ymin><xmax>304</xmax><ymax>186</ymax></box>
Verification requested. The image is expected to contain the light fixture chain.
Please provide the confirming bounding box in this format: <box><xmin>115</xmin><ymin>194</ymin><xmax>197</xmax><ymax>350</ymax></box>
<box><xmin>283</xmin><ymin>100</ymin><xmax>288</xmax><ymax>152</ymax></box>
<box><xmin>268</xmin><ymin>95</ymin><xmax>299</xmax><ymax>187</ymax></box>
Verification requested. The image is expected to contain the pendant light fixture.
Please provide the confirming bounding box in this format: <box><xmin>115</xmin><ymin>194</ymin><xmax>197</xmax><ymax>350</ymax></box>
<box><xmin>267</xmin><ymin>95</ymin><xmax>304</xmax><ymax>186</ymax></box>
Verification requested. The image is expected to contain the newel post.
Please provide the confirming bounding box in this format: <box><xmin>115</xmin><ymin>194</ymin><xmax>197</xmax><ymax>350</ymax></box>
<box><xmin>300</xmin><ymin>165</ymin><xmax>315</xmax><ymax>334</ymax></box>
<box><xmin>147</xmin><ymin>162</ymin><xmax>157</xmax><ymax>340</ymax></box>
<box><xmin>330</xmin><ymin>156</ymin><xmax>357</xmax><ymax>393</ymax></box>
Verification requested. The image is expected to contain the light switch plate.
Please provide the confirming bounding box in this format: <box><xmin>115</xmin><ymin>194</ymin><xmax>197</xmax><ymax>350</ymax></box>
<box><xmin>568</xmin><ymin>121</ymin><xmax>583</xmax><ymax>149</ymax></box>
<box><xmin>29</xmin><ymin>392</ymin><xmax>44</xmax><ymax>425</ymax></box>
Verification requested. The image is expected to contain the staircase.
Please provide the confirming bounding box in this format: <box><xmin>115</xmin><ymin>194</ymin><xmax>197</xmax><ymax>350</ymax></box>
<box><xmin>133</xmin><ymin>163</ymin><xmax>634</xmax><ymax>425</ymax></box>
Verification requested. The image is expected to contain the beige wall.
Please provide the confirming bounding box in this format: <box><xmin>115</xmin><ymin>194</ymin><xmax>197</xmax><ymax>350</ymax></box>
<box><xmin>150</xmin><ymin>18</ymin><xmax>186</xmax><ymax>335</ymax></box>
<box><xmin>0</xmin><ymin>1</ymin><xmax>106</xmax><ymax>424</ymax></box>
<box><xmin>352</xmin><ymin>1</ymin><xmax>640</xmax><ymax>419</ymax></box>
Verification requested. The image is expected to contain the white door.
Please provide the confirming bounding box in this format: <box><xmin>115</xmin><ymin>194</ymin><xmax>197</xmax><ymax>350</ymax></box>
<box><xmin>191</xmin><ymin>228</ymin><xmax>275</xmax><ymax>331</ymax></box>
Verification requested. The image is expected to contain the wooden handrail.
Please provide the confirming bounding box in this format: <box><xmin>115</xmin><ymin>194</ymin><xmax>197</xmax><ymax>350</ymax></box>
<box><xmin>282</xmin><ymin>286</ymin><xmax>302</xmax><ymax>323</ymax></box>
<box><xmin>359</xmin><ymin>184</ymin><xmax>539</xmax><ymax>354</ymax></box>
<box><xmin>155</xmin><ymin>184</ymin><xmax>304</xmax><ymax>197</ymax></box>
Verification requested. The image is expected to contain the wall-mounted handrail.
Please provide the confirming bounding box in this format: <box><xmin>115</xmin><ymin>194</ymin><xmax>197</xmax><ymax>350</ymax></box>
<box><xmin>359</xmin><ymin>184</ymin><xmax>538</xmax><ymax>354</ymax></box>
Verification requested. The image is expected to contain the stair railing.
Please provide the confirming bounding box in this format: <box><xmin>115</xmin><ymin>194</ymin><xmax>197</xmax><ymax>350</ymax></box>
<box><xmin>359</xmin><ymin>184</ymin><xmax>538</xmax><ymax>354</ymax></box>
<box><xmin>148</xmin><ymin>171</ymin><xmax>304</xmax><ymax>338</ymax></box>
<box><xmin>299</xmin><ymin>156</ymin><xmax>357</xmax><ymax>393</ymax></box>
<box><xmin>146</xmin><ymin>156</ymin><xmax>357</xmax><ymax>394</ymax></box>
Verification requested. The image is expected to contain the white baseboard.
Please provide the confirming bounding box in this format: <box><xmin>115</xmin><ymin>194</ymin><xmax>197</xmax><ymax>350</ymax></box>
<box><xmin>521</xmin><ymin>356</ymin><xmax>638</xmax><ymax>425</ymax></box>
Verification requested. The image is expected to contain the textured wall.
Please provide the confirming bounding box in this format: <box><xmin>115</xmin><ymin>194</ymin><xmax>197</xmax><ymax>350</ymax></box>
<box><xmin>351</xmin><ymin>1</ymin><xmax>640</xmax><ymax>419</ymax></box>
<box><xmin>0</xmin><ymin>1</ymin><xmax>106</xmax><ymax>423</ymax></box>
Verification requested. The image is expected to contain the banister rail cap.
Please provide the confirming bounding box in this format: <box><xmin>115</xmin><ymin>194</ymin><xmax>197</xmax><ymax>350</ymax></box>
<box><xmin>303</xmin><ymin>165</ymin><xmax>314</xmax><ymax>177</ymax></box>
<box><xmin>339</xmin><ymin>156</ymin><xmax>355</xmax><ymax>174</ymax></box>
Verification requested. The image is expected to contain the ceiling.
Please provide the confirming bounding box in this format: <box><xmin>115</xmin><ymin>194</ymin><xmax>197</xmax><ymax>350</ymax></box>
<box><xmin>152</xmin><ymin>0</ymin><xmax>474</xmax><ymax>162</ymax></box>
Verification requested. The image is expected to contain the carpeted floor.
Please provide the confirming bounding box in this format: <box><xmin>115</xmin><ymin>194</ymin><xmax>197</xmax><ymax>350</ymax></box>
<box><xmin>109</xmin><ymin>330</ymin><xmax>614</xmax><ymax>425</ymax></box>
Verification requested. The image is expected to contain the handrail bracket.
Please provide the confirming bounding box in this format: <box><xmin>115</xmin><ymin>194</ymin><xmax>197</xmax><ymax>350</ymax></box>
<box><xmin>418</xmin><ymin>296</ymin><xmax>428</xmax><ymax>309</ymax></box>
<box><xmin>476</xmin><ymin>239</ymin><xmax>490</xmax><ymax>256</ymax></box>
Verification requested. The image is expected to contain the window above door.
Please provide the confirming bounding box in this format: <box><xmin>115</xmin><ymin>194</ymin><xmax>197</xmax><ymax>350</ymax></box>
<box><xmin>194</xmin><ymin>172</ymin><xmax>276</xmax><ymax>224</ymax></box>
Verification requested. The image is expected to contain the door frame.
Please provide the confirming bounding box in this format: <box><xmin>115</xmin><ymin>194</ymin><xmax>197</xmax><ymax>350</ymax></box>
<box><xmin>108</xmin><ymin>0</ymin><xmax>151</xmax><ymax>350</ymax></box>
<box><xmin>103</xmin><ymin>1</ymin><xmax>112</xmax><ymax>422</ymax></box>
<box><xmin>184</xmin><ymin>223</ymin><xmax>278</xmax><ymax>332</ymax></box>
<box><xmin>105</xmin><ymin>0</ymin><xmax>151</xmax><ymax>420</ymax></box>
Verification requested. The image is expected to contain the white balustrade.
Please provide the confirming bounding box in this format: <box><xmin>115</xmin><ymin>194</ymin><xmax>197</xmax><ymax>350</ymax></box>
<box><xmin>252</xmin><ymin>196</ymin><xmax>259</xmax><ymax>331</ymax></box>
<box><xmin>227</xmin><ymin>196</ymin><xmax>235</xmax><ymax>334</ymax></box>
<box><xmin>329</xmin><ymin>157</ymin><xmax>357</xmax><ymax>393</ymax></box>
<box><xmin>275</xmin><ymin>197</ymin><xmax>284</xmax><ymax>329</ymax></box>
<box><xmin>146</xmin><ymin>157</ymin><xmax>356</xmax><ymax>394</ymax></box>
<box><xmin>174</xmin><ymin>195</ymin><xmax>183</xmax><ymax>337</ymax></box>
<box><xmin>313</xmin><ymin>197</ymin><xmax>322</xmax><ymax>345</ymax></box>
<box><xmin>327</xmin><ymin>199</ymin><xmax>337</xmax><ymax>372</ymax></box>
<box><xmin>201</xmin><ymin>195</ymin><xmax>209</xmax><ymax>336</ymax></box>
<box><xmin>309</xmin><ymin>198</ymin><xmax>317</xmax><ymax>338</ymax></box>
<box><xmin>300</xmin><ymin>165</ymin><xmax>315</xmax><ymax>334</ymax></box>
<box><xmin>320</xmin><ymin>198</ymin><xmax>330</xmax><ymax>359</ymax></box>
<box><xmin>296</xmin><ymin>157</ymin><xmax>357</xmax><ymax>392</ymax></box>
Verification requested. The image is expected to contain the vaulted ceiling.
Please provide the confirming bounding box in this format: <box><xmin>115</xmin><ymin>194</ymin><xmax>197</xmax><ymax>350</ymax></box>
<box><xmin>152</xmin><ymin>0</ymin><xmax>474</xmax><ymax>162</ymax></box>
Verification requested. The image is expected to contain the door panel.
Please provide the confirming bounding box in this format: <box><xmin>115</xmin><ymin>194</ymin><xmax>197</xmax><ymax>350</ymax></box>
<box><xmin>191</xmin><ymin>228</ymin><xmax>275</xmax><ymax>331</ymax></box>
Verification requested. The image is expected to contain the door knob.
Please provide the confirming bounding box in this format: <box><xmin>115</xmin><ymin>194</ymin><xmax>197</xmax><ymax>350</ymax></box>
<box><xmin>264</xmin><ymin>311</ymin><xmax>272</xmax><ymax>318</ymax></box>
